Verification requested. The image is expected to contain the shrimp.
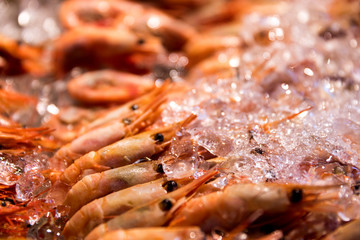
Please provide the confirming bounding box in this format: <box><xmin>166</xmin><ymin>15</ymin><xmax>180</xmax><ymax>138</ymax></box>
<box><xmin>0</xmin><ymin>89</ymin><xmax>37</xmax><ymax>116</ymax></box>
<box><xmin>0</xmin><ymin>125</ymin><xmax>56</xmax><ymax>150</ymax></box>
<box><xmin>82</xmin><ymin>81</ymin><xmax>170</xmax><ymax>133</ymax></box>
<box><xmin>85</xmin><ymin>170</ymin><xmax>218</xmax><ymax>240</ymax></box>
<box><xmin>59</xmin><ymin>0</ymin><xmax>197</xmax><ymax>51</ymax></box>
<box><xmin>0</xmin><ymin>35</ymin><xmax>46</xmax><ymax>76</ymax></box>
<box><xmin>52</xmin><ymin>26</ymin><xmax>165</xmax><ymax>76</ymax></box>
<box><xmin>63</xmin><ymin>177</ymin><xmax>191</xmax><ymax>238</ymax></box>
<box><xmin>170</xmin><ymin>183</ymin><xmax>340</xmax><ymax>233</ymax></box>
<box><xmin>50</xmin><ymin>88</ymin><xmax>166</xmax><ymax>169</ymax></box>
<box><xmin>67</xmin><ymin>70</ymin><xmax>155</xmax><ymax>105</ymax></box>
<box><xmin>63</xmin><ymin>160</ymin><xmax>164</xmax><ymax>216</ymax></box>
<box><xmin>44</xmin><ymin>106</ymin><xmax>105</xmax><ymax>144</ymax></box>
<box><xmin>323</xmin><ymin>220</ymin><xmax>360</xmax><ymax>240</ymax></box>
<box><xmin>60</xmin><ymin>114</ymin><xmax>196</xmax><ymax>186</ymax></box>
<box><xmin>99</xmin><ymin>227</ymin><xmax>205</xmax><ymax>240</ymax></box>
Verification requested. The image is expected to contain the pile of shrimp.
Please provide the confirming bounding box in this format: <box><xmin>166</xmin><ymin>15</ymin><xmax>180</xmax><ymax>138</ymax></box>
<box><xmin>1</xmin><ymin>0</ymin><xmax>360</xmax><ymax>239</ymax></box>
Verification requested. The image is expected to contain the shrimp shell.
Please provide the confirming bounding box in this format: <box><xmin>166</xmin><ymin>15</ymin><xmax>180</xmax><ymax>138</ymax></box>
<box><xmin>63</xmin><ymin>160</ymin><xmax>164</xmax><ymax>216</ymax></box>
<box><xmin>99</xmin><ymin>227</ymin><xmax>205</xmax><ymax>240</ymax></box>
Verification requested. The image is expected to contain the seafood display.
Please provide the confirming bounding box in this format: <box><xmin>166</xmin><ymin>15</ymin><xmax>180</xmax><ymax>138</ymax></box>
<box><xmin>1</xmin><ymin>0</ymin><xmax>360</xmax><ymax>239</ymax></box>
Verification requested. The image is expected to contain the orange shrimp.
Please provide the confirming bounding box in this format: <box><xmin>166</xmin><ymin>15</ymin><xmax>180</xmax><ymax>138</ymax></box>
<box><xmin>63</xmin><ymin>160</ymin><xmax>164</xmax><ymax>216</ymax></box>
<box><xmin>59</xmin><ymin>0</ymin><xmax>197</xmax><ymax>51</ymax></box>
<box><xmin>60</xmin><ymin>114</ymin><xmax>196</xmax><ymax>186</ymax></box>
<box><xmin>64</xmin><ymin>177</ymin><xmax>192</xmax><ymax>238</ymax></box>
<box><xmin>67</xmin><ymin>70</ymin><xmax>155</xmax><ymax>105</ymax></box>
<box><xmin>50</xmin><ymin>88</ymin><xmax>166</xmax><ymax>169</ymax></box>
<box><xmin>52</xmin><ymin>26</ymin><xmax>165</xmax><ymax>76</ymax></box>
<box><xmin>170</xmin><ymin>183</ymin><xmax>340</xmax><ymax>233</ymax></box>
<box><xmin>85</xmin><ymin>170</ymin><xmax>218</xmax><ymax>240</ymax></box>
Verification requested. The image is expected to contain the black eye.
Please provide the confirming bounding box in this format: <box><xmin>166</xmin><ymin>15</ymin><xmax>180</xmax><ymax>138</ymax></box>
<box><xmin>1</xmin><ymin>201</ymin><xmax>6</xmax><ymax>207</ymax></box>
<box><xmin>130</xmin><ymin>104</ymin><xmax>139</xmax><ymax>111</ymax></box>
<box><xmin>122</xmin><ymin>118</ymin><xmax>132</xmax><ymax>125</ymax></box>
<box><xmin>137</xmin><ymin>38</ymin><xmax>145</xmax><ymax>45</ymax></box>
<box><xmin>159</xmin><ymin>198</ymin><xmax>173</xmax><ymax>211</ymax></box>
<box><xmin>352</xmin><ymin>181</ymin><xmax>360</xmax><ymax>195</ymax></box>
<box><xmin>155</xmin><ymin>164</ymin><xmax>164</xmax><ymax>174</ymax></box>
<box><xmin>163</xmin><ymin>180</ymin><xmax>178</xmax><ymax>192</ymax></box>
<box><xmin>214</xmin><ymin>229</ymin><xmax>225</xmax><ymax>237</ymax></box>
<box><xmin>290</xmin><ymin>188</ymin><xmax>303</xmax><ymax>203</ymax></box>
<box><xmin>251</xmin><ymin>147</ymin><xmax>264</xmax><ymax>155</ymax></box>
<box><xmin>154</xmin><ymin>133</ymin><xmax>164</xmax><ymax>143</ymax></box>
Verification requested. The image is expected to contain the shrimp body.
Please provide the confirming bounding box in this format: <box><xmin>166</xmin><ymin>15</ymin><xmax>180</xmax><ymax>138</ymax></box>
<box><xmin>60</xmin><ymin>125</ymin><xmax>178</xmax><ymax>186</ymax></box>
<box><xmin>83</xmin><ymin>82</ymin><xmax>169</xmax><ymax>132</ymax></box>
<box><xmin>52</xmin><ymin>26</ymin><xmax>165</xmax><ymax>76</ymax></box>
<box><xmin>63</xmin><ymin>160</ymin><xmax>164</xmax><ymax>216</ymax></box>
<box><xmin>67</xmin><ymin>70</ymin><xmax>155</xmax><ymax>105</ymax></box>
<box><xmin>85</xmin><ymin>170</ymin><xmax>218</xmax><ymax>240</ymax></box>
<box><xmin>59</xmin><ymin>0</ymin><xmax>197</xmax><ymax>51</ymax></box>
<box><xmin>51</xmin><ymin>87</ymin><xmax>166</xmax><ymax>168</ymax></box>
<box><xmin>170</xmin><ymin>183</ymin><xmax>338</xmax><ymax>232</ymax></box>
<box><xmin>64</xmin><ymin>177</ymin><xmax>190</xmax><ymax>238</ymax></box>
<box><xmin>99</xmin><ymin>227</ymin><xmax>205</xmax><ymax>240</ymax></box>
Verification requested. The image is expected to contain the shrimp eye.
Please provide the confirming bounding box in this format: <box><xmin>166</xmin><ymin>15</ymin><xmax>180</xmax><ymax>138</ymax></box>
<box><xmin>251</xmin><ymin>147</ymin><xmax>264</xmax><ymax>155</ymax></box>
<box><xmin>130</xmin><ymin>104</ymin><xmax>139</xmax><ymax>111</ymax></box>
<box><xmin>154</xmin><ymin>133</ymin><xmax>164</xmax><ymax>143</ymax></box>
<box><xmin>122</xmin><ymin>118</ymin><xmax>132</xmax><ymax>125</ymax></box>
<box><xmin>163</xmin><ymin>180</ymin><xmax>178</xmax><ymax>192</ymax></box>
<box><xmin>137</xmin><ymin>38</ymin><xmax>146</xmax><ymax>45</ymax></box>
<box><xmin>352</xmin><ymin>181</ymin><xmax>360</xmax><ymax>195</ymax></box>
<box><xmin>290</xmin><ymin>188</ymin><xmax>303</xmax><ymax>203</ymax></box>
<box><xmin>159</xmin><ymin>199</ymin><xmax>173</xmax><ymax>211</ymax></box>
<box><xmin>155</xmin><ymin>164</ymin><xmax>165</xmax><ymax>173</ymax></box>
<box><xmin>1</xmin><ymin>201</ymin><xmax>6</xmax><ymax>207</ymax></box>
<box><xmin>213</xmin><ymin>229</ymin><xmax>225</xmax><ymax>237</ymax></box>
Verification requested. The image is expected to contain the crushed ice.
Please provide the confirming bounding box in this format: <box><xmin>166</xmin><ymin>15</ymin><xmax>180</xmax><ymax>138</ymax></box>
<box><xmin>161</xmin><ymin>0</ymin><xmax>360</xmax><ymax>188</ymax></box>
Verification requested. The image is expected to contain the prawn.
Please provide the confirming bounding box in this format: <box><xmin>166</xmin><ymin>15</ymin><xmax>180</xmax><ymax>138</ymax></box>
<box><xmin>59</xmin><ymin>0</ymin><xmax>197</xmax><ymax>51</ymax></box>
<box><xmin>170</xmin><ymin>183</ymin><xmax>340</xmax><ymax>233</ymax></box>
<box><xmin>63</xmin><ymin>160</ymin><xmax>164</xmax><ymax>216</ymax></box>
<box><xmin>52</xmin><ymin>26</ymin><xmax>165</xmax><ymax>76</ymax></box>
<box><xmin>0</xmin><ymin>125</ymin><xmax>55</xmax><ymax>150</ymax></box>
<box><xmin>82</xmin><ymin>80</ymin><xmax>170</xmax><ymax>133</ymax></box>
<box><xmin>85</xmin><ymin>170</ymin><xmax>218</xmax><ymax>240</ymax></box>
<box><xmin>67</xmin><ymin>70</ymin><xmax>155</xmax><ymax>105</ymax></box>
<box><xmin>63</xmin><ymin>177</ymin><xmax>191</xmax><ymax>238</ymax></box>
<box><xmin>0</xmin><ymin>35</ymin><xmax>46</xmax><ymax>76</ymax></box>
<box><xmin>60</xmin><ymin>114</ymin><xmax>197</xmax><ymax>186</ymax></box>
<box><xmin>50</xmin><ymin>87</ymin><xmax>167</xmax><ymax>169</ymax></box>
<box><xmin>98</xmin><ymin>227</ymin><xmax>205</xmax><ymax>240</ymax></box>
